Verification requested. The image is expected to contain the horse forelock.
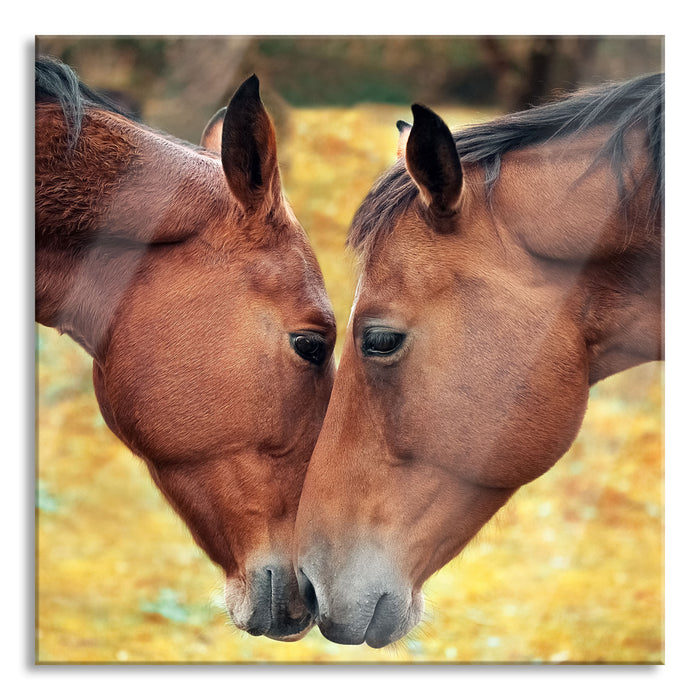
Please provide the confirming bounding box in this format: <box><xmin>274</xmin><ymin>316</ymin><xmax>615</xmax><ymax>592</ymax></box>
<box><xmin>348</xmin><ymin>73</ymin><xmax>664</xmax><ymax>262</ymax></box>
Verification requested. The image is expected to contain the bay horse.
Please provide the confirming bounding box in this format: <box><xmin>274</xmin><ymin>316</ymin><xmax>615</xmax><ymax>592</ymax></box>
<box><xmin>35</xmin><ymin>57</ymin><xmax>336</xmax><ymax>641</ymax></box>
<box><xmin>295</xmin><ymin>74</ymin><xmax>663</xmax><ymax>648</ymax></box>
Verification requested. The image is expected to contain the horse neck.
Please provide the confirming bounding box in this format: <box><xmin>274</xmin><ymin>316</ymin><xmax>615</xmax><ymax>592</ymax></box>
<box><xmin>492</xmin><ymin>126</ymin><xmax>663</xmax><ymax>385</ymax></box>
<box><xmin>35</xmin><ymin>104</ymin><xmax>230</xmax><ymax>359</ymax></box>
<box><xmin>579</xmin><ymin>212</ymin><xmax>663</xmax><ymax>384</ymax></box>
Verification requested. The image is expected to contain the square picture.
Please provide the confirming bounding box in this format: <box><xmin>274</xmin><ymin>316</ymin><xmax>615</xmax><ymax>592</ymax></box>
<box><xmin>35</xmin><ymin>35</ymin><xmax>663</xmax><ymax>664</ymax></box>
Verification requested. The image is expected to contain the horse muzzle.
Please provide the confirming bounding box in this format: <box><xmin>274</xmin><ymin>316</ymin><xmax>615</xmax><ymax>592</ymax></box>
<box><xmin>296</xmin><ymin>545</ymin><xmax>424</xmax><ymax>648</ymax></box>
<box><xmin>225</xmin><ymin>563</ymin><xmax>314</xmax><ymax>641</ymax></box>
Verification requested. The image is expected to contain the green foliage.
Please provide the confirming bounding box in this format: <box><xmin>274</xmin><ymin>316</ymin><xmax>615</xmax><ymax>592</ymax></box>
<box><xmin>36</xmin><ymin>480</ymin><xmax>59</xmax><ymax>513</ymax></box>
<box><xmin>139</xmin><ymin>589</ymin><xmax>213</xmax><ymax>625</ymax></box>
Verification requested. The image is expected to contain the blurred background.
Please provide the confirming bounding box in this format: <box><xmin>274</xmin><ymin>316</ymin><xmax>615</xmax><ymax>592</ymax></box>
<box><xmin>35</xmin><ymin>36</ymin><xmax>663</xmax><ymax>663</ymax></box>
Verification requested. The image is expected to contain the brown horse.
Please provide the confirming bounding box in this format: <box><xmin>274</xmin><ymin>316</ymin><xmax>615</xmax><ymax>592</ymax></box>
<box><xmin>35</xmin><ymin>57</ymin><xmax>336</xmax><ymax>641</ymax></box>
<box><xmin>295</xmin><ymin>74</ymin><xmax>663</xmax><ymax>647</ymax></box>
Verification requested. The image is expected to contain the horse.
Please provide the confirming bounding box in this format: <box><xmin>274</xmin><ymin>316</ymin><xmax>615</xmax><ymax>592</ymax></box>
<box><xmin>294</xmin><ymin>73</ymin><xmax>663</xmax><ymax>648</ymax></box>
<box><xmin>35</xmin><ymin>57</ymin><xmax>336</xmax><ymax>642</ymax></box>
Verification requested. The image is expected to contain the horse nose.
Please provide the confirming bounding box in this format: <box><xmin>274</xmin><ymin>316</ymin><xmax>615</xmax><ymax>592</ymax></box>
<box><xmin>225</xmin><ymin>564</ymin><xmax>314</xmax><ymax>641</ymax></box>
<box><xmin>296</xmin><ymin>546</ymin><xmax>424</xmax><ymax>648</ymax></box>
<box><xmin>297</xmin><ymin>568</ymin><xmax>319</xmax><ymax>618</ymax></box>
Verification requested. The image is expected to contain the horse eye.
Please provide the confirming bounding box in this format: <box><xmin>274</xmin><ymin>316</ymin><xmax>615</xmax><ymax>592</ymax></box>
<box><xmin>362</xmin><ymin>328</ymin><xmax>406</xmax><ymax>357</ymax></box>
<box><xmin>290</xmin><ymin>333</ymin><xmax>327</xmax><ymax>366</ymax></box>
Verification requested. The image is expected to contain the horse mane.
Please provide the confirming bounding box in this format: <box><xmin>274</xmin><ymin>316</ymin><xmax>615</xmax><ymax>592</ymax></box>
<box><xmin>35</xmin><ymin>56</ymin><xmax>208</xmax><ymax>154</ymax></box>
<box><xmin>35</xmin><ymin>56</ymin><xmax>138</xmax><ymax>149</ymax></box>
<box><xmin>348</xmin><ymin>73</ymin><xmax>664</xmax><ymax>256</ymax></box>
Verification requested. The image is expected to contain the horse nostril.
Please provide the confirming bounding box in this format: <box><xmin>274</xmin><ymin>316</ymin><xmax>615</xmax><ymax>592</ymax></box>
<box><xmin>297</xmin><ymin>569</ymin><xmax>319</xmax><ymax>618</ymax></box>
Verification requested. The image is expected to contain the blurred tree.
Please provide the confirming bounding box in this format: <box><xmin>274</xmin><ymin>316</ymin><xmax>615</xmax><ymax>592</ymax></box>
<box><xmin>35</xmin><ymin>36</ymin><xmax>663</xmax><ymax>119</ymax></box>
<box><xmin>478</xmin><ymin>37</ymin><xmax>601</xmax><ymax>110</ymax></box>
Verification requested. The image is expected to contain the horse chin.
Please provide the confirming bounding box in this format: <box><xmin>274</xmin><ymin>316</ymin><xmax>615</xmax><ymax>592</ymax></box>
<box><xmin>264</xmin><ymin>621</ymin><xmax>314</xmax><ymax>643</ymax></box>
<box><xmin>224</xmin><ymin>565</ymin><xmax>315</xmax><ymax>642</ymax></box>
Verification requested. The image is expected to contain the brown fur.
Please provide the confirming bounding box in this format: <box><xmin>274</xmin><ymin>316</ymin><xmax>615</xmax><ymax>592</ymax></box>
<box><xmin>200</xmin><ymin>106</ymin><xmax>226</xmax><ymax>154</ymax></box>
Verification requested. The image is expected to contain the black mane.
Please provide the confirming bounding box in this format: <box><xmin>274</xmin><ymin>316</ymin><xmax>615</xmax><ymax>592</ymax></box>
<box><xmin>349</xmin><ymin>73</ymin><xmax>664</xmax><ymax>255</ymax></box>
<box><xmin>35</xmin><ymin>56</ymin><xmax>138</xmax><ymax>149</ymax></box>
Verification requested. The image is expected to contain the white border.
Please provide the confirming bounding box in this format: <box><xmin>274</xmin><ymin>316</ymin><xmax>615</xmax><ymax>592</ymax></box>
<box><xmin>9</xmin><ymin>5</ymin><xmax>697</xmax><ymax>697</ymax></box>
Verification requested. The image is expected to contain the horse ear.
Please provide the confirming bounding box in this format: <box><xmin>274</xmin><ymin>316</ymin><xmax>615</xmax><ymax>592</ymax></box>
<box><xmin>396</xmin><ymin>119</ymin><xmax>411</xmax><ymax>160</ymax></box>
<box><xmin>200</xmin><ymin>106</ymin><xmax>226</xmax><ymax>154</ymax></box>
<box><xmin>405</xmin><ymin>104</ymin><xmax>463</xmax><ymax>215</ymax></box>
<box><xmin>220</xmin><ymin>74</ymin><xmax>281</xmax><ymax>212</ymax></box>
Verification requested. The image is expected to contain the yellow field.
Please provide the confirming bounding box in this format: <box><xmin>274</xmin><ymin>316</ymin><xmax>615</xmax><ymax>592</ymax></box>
<box><xmin>36</xmin><ymin>105</ymin><xmax>663</xmax><ymax>664</ymax></box>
